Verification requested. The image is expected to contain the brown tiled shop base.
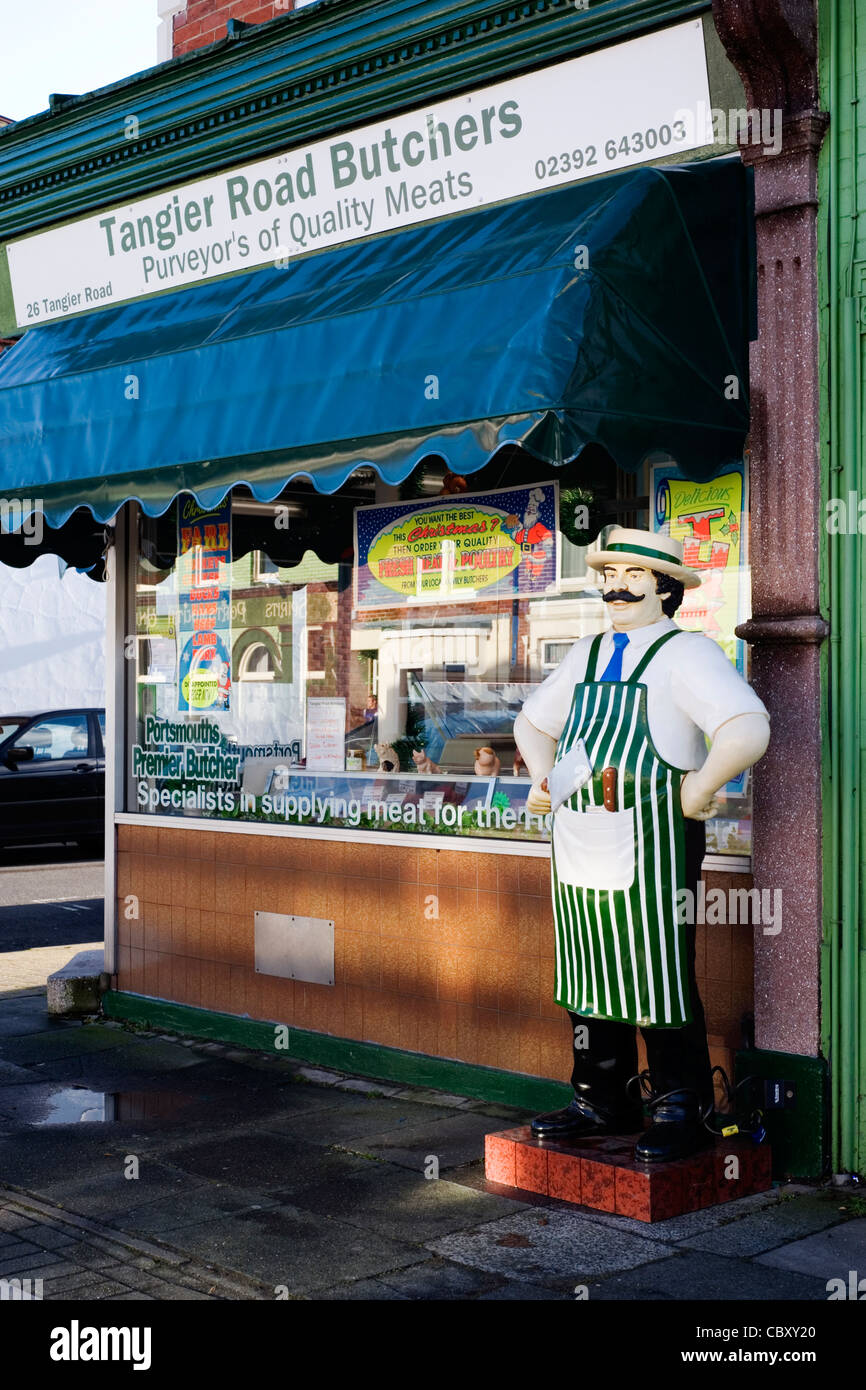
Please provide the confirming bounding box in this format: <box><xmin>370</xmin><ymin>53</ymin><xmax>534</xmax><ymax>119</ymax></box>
<box><xmin>484</xmin><ymin>1128</ymin><xmax>772</xmax><ymax>1222</ymax></box>
<box><xmin>116</xmin><ymin>825</ymin><xmax>755</xmax><ymax>1090</ymax></box>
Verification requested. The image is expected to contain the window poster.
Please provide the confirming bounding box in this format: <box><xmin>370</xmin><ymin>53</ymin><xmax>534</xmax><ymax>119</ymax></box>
<box><xmin>305</xmin><ymin>697</ymin><xmax>347</xmax><ymax>771</ymax></box>
<box><xmin>176</xmin><ymin>497</ymin><xmax>232</xmax><ymax>713</ymax></box>
<box><xmin>651</xmin><ymin>460</ymin><xmax>749</xmax><ymax>675</ymax></box>
<box><xmin>651</xmin><ymin>459</ymin><xmax>752</xmax><ymax>855</ymax></box>
<box><xmin>354</xmin><ymin>483</ymin><xmax>559</xmax><ymax>611</ymax></box>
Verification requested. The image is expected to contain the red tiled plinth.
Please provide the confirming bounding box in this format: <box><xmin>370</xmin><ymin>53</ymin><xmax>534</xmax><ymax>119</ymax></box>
<box><xmin>484</xmin><ymin>1128</ymin><xmax>772</xmax><ymax>1223</ymax></box>
<box><xmin>484</xmin><ymin>1131</ymin><xmax>517</xmax><ymax>1187</ymax></box>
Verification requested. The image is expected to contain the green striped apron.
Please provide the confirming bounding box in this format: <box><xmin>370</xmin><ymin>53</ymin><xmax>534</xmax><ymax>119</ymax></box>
<box><xmin>550</xmin><ymin>629</ymin><xmax>692</xmax><ymax>1028</ymax></box>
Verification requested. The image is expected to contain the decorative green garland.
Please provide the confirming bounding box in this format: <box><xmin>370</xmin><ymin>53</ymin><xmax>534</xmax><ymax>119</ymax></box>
<box><xmin>559</xmin><ymin>487</ymin><xmax>605</xmax><ymax>547</ymax></box>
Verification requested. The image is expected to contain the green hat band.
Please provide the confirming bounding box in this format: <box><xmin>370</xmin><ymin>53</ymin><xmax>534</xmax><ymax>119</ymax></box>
<box><xmin>605</xmin><ymin>541</ymin><xmax>684</xmax><ymax>567</ymax></box>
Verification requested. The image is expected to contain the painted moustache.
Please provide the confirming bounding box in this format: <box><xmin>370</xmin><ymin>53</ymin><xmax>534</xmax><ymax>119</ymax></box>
<box><xmin>602</xmin><ymin>589</ymin><xmax>645</xmax><ymax>604</ymax></box>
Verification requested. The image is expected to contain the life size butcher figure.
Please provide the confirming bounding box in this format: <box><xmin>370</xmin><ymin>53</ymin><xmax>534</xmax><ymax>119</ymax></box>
<box><xmin>513</xmin><ymin>528</ymin><xmax>770</xmax><ymax>1162</ymax></box>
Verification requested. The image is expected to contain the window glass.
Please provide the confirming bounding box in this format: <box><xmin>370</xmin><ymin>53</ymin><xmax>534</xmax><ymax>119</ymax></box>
<box><xmin>126</xmin><ymin>464</ymin><xmax>753</xmax><ymax>857</ymax></box>
<box><xmin>14</xmin><ymin>714</ymin><xmax>89</xmax><ymax>762</ymax></box>
<box><xmin>0</xmin><ymin>719</ymin><xmax>26</xmax><ymax>742</ymax></box>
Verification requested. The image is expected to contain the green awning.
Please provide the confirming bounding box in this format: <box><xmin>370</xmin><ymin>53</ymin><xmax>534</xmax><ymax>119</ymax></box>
<box><xmin>0</xmin><ymin>155</ymin><xmax>753</xmax><ymax>534</ymax></box>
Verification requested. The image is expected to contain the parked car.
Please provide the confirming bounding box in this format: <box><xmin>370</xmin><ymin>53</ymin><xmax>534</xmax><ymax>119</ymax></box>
<box><xmin>0</xmin><ymin>708</ymin><xmax>105</xmax><ymax>853</ymax></box>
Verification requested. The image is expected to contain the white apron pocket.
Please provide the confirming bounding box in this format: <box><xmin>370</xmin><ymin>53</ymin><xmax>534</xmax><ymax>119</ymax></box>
<box><xmin>553</xmin><ymin>804</ymin><xmax>636</xmax><ymax>892</ymax></box>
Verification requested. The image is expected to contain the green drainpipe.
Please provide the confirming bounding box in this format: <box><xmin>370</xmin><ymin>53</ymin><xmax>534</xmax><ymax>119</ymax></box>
<box><xmin>838</xmin><ymin>296</ymin><xmax>861</xmax><ymax>1173</ymax></box>
<box><xmin>821</xmin><ymin>0</ymin><xmax>839</xmax><ymax>1173</ymax></box>
<box><xmin>821</xmin><ymin>0</ymin><xmax>864</xmax><ymax>1176</ymax></box>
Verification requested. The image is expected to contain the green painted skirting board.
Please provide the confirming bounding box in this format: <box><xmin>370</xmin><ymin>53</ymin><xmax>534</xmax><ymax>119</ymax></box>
<box><xmin>735</xmin><ymin>1049</ymin><xmax>828</xmax><ymax>1180</ymax></box>
<box><xmin>101</xmin><ymin>991</ymin><xmax>571</xmax><ymax>1113</ymax></box>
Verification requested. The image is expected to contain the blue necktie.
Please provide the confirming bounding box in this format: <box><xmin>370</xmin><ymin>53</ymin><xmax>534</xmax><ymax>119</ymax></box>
<box><xmin>600</xmin><ymin>631</ymin><xmax>629</xmax><ymax>681</ymax></box>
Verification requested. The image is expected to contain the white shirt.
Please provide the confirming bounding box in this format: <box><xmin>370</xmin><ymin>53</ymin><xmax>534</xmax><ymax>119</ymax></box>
<box><xmin>521</xmin><ymin>617</ymin><xmax>769</xmax><ymax>772</ymax></box>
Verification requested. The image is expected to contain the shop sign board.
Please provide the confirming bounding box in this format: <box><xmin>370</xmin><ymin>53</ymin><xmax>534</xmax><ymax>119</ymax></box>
<box><xmin>354</xmin><ymin>482</ymin><xmax>559</xmax><ymax>610</ymax></box>
<box><xmin>6</xmin><ymin>20</ymin><xmax>712</xmax><ymax>328</ymax></box>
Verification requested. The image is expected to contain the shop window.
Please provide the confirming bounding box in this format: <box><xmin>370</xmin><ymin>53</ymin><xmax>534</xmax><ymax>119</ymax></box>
<box><xmin>125</xmin><ymin>460</ymin><xmax>754</xmax><ymax>859</ymax></box>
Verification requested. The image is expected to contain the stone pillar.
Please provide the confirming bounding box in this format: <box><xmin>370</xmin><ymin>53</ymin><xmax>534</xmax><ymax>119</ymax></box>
<box><xmin>712</xmin><ymin>0</ymin><xmax>828</xmax><ymax>1055</ymax></box>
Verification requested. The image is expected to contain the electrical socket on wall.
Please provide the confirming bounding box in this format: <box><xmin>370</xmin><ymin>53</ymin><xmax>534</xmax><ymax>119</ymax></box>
<box><xmin>763</xmin><ymin>1078</ymin><xmax>797</xmax><ymax>1110</ymax></box>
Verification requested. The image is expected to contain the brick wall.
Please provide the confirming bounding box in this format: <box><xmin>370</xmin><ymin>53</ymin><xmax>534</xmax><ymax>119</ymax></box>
<box><xmin>117</xmin><ymin>823</ymin><xmax>751</xmax><ymax>1105</ymax></box>
<box><xmin>173</xmin><ymin>0</ymin><xmax>295</xmax><ymax>58</ymax></box>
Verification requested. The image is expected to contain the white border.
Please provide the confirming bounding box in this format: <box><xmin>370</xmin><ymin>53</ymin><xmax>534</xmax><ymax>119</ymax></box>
<box><xmin>114</xmin><ymin>811</ymin><xmax>552</xmax><ymax>857</ymax></box>
<box><xmin>114</xmin><ymin>812</ymin><xmax>748</xmax><ymax>871</ymax></box>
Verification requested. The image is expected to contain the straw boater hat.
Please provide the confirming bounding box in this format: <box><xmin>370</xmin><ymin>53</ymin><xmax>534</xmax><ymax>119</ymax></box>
<box><xmin>586</xmin><ymin>527</ymin><xmax>702</xmax><ymax>589</ymax></box>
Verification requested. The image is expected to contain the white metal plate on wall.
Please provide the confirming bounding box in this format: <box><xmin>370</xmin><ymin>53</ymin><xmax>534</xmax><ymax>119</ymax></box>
<box><xmin>254</xmin><ymin>912</ymin><xmax>335</xmax><ymax>985</ymax></box>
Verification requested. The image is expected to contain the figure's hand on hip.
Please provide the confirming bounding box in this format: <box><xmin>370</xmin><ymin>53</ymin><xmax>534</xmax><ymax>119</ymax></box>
<box><xmin>527</xmin><ymin>778</ymin><xmax>552</xmax><ymax>816</ymax></box>
<box><xmin>680</xmin><ymin>770</ymin><xmax>720</xmax><ymax>821</ymax></box>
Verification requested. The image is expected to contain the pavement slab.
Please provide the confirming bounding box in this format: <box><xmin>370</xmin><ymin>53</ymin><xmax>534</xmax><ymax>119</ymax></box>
<box><xmin>578</xmin><ymin>1186</ymin><xmax>814</xmax><ymax>1244</ymax></box>
<box><xmin>371</xmin><ymin>1256</ymin><xmax>507</xmax><ymax>1299</ymax></box>
<box><xmin>156</xmin><ymin>1130</ymin><xmax>380</xmax><ymax>1191</ymax></box>
<box><xmin>315</xmin><ymin>1277</ymin><xmax>411</xmax><ymax>1299</ymax></box>
<box><xmin>755</xmin><ymin>1218</ymin><xmax>866</xmax><ymax>1281</ymax></box>
<box><xmin>255</xmin><ymin>1094</ymin><xmax>459</xmax><ymax>1144</ymax></box>
<box><xmin>0</xmin><ymin>1059</ymin><xmax>36</xmax><ymax>1083</ymax></box>
<box><xmin>316</xmin><ymin>1259</ymin><xmax>512</xmax><ymax>1300</ymax></box>
<box><xmin>0</xmin><ymin>1249</ymin><xmax>61</xmax><ymax>1276</ymax></box>
<box><xmin>25</xmin><ymin>1040</ymin><xmax>209</xmax><ymax>1083</ymax></box>
<box><xmin>387</xmin><ymin>1088</ymin><xmax>476</xmax><ymax>1109</ymax></box>
<box><xmin>475</xmin><ymin>1278</ymin><xmax>574</xmax><ymax>1300</ymax></box>
<box><xmin>0</xmin><ymin>1124</ymin><xmax>179</xmax><ymax>1189</ymax></box>
<box><xmin>0</xmin><ymin>1000</ymin><xmax>72</xmax><ymax>1038</ymax></box>
<box><xmin>0</xmin><ymin>1024</ymin><xmax>129</xmax><ymax>1064</ymax></box>
<box><xmin>428</xmin><ymin>1207</ymin><xmax>675</xmax><ymax>1286</ymax></box>
<box><xmin>164</xmin><ymin>1201</ymin><xmax>430</xmax><ymax>1294</ymax></box>
<box><xmin>284</xmin><ymin>1165</ymin><xmax>527</xmax><ymax>1244</ymax></box>
<box><xmin>586</xmin><ymin>1250</ymin><xmax>831</xmax><ymax>1301</ymax></box>
<box><xmin>348</xmin><ymin>1111</ymin><xmax>509</xmax><ymax>1173</ymax></box>
<box><xmin>30</xmin><ymin>1162</ymin><xmax>215</xmax><ymax>1225</ymax></box>
<box><xmin>108</xmin><ymin>1187</ymin><xmax>282</xmax><ymax>1239</ymax></box>
<box><xmin>678</xmin><ymin>1194</ymin><xmax>850</xmax><ymax>1258</ymax></box>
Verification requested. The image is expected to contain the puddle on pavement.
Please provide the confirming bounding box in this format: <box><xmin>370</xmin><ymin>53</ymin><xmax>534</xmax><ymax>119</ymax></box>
<box><xmin>30</xmin><ymin>1086</ymin><xmax>193</xmax><ymax>1126</ymax></box>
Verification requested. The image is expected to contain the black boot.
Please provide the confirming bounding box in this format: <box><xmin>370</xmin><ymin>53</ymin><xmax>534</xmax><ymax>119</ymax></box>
<box><xmin>538</xmin><ymin>1010</ymin><xmax>643</xmax><ymax>1140</ymax></box>
<box><xmin>531</xmin><ymin>1094</ymin><xmax>643</xmax><ymax>1140</ymax></box>
<box><xmin>633</xmin><ymin>1088</ymin><xmax>713</xmax><ymax>1163</ymax></box>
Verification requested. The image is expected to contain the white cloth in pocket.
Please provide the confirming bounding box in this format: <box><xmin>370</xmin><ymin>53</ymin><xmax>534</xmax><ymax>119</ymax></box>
<box><xmin>553</xmin><ymin>804</ymin><xmax>636</xmax><ymax>892</ymax></box>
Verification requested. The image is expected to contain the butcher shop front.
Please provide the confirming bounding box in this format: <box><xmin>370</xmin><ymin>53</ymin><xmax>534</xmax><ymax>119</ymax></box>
<box><xmin>0</xmin><ymin>0</ymin><xmax>830</xmax><ymax>1173</ymax></box>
